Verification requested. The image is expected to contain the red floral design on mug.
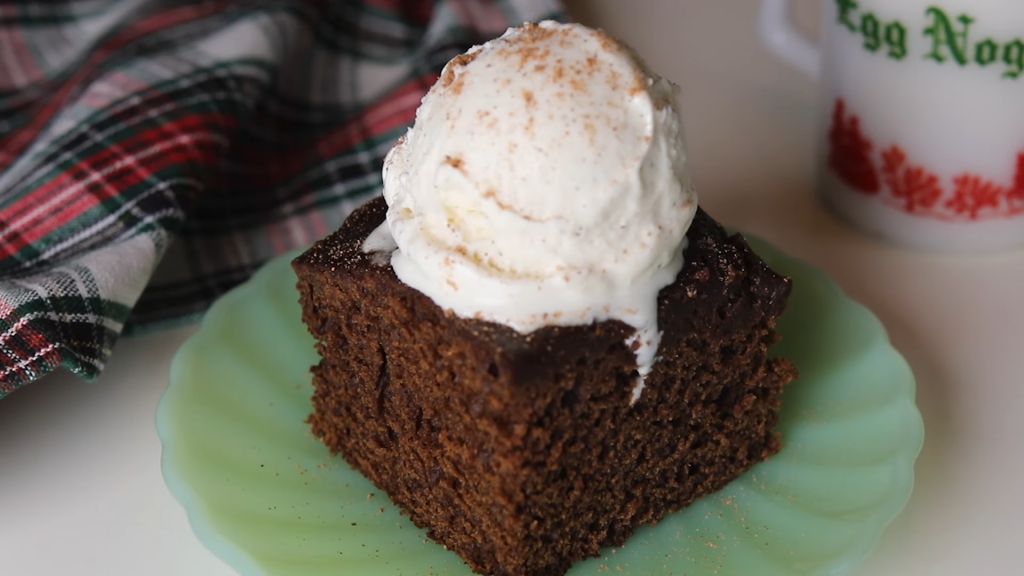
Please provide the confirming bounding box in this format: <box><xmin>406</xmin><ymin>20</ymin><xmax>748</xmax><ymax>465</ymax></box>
<box><xmin>880</xmin><ymin>145</ymin><xmax>942</xmax><ymax>213</ymax></box>
<box><xmin>827</xmin><ymin>98</ymin><xmax>1024</xmax><ymax>222</ymax></box>
<box><xmin>945</xmin><ymin>175</ymin><xmax>1004</xmax><ymax>220</ymax></box>
<box><xmin>827</xmin><ymin>99</ymin><xmax>880</xmax><ymax>194</ymax></box>
<box><xmin>1010</xmin><ymin>154</ymin><xmax>1024</xmax><ymax>201</ymax></box>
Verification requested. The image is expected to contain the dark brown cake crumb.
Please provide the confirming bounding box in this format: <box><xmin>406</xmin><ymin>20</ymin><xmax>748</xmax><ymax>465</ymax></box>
<box><xmin>293</xmin><ymin>196</ymin><xmax>797</xmax><ymax>576</ymax></box>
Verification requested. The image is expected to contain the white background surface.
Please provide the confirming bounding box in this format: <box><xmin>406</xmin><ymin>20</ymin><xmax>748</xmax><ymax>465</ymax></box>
<box><xmin>3</xmin><ymin>1</ymin><xmax>1022</xmax><ymax>574</ymax></box>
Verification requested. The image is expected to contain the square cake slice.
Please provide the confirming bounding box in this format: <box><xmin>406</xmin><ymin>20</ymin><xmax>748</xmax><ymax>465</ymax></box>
<box><xmin>292</xmin><ymin>196</ymin><xmax>796</xmax><ymax>576</ymax></box>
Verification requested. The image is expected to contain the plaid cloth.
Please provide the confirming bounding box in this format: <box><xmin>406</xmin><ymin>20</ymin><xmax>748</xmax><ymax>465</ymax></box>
<box><xmin>0</xmin><ymin>0</ymin><xmax>564</xmax><ymax>397</ymax></box>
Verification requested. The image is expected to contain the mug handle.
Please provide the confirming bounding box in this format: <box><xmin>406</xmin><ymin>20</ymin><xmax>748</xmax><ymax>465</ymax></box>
<box><xmin>758</xmin><ymin>0</ymin><xmax>821</xmax><ymax>78</ymax></box>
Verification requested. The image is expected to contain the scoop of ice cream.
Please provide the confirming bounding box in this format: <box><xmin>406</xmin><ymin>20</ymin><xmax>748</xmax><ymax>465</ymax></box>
<box><xmin>368</xmin><ymin>21</ymin><xmax>698</xmax><ymax>401</ymax></box>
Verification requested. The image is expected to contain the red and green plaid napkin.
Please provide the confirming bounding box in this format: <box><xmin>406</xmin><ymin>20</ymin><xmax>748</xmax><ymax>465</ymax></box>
<box><xmin>0</xmin><ymin>0</ymin><xmax>563</xmax><ymax>397</ymax></box>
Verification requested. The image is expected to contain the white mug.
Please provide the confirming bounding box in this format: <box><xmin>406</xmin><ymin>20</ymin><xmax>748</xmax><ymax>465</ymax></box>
<box><xmin>760</xmin><ymin>0</ymin><xmax>1024</xmax><ymax>251</ymax></box>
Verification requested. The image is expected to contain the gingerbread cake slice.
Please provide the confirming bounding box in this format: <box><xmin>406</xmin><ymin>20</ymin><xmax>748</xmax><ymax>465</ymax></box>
<box><xmin>293</xmin><ymin>196</ymin><xmax>796</xmax><ymax>576</ymax></box>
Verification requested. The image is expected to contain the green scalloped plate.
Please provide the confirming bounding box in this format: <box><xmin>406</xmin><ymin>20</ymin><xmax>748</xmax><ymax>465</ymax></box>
<box><xmin>157</xmin><ymin>237</ymin><xmax>923</xmax><ymax>576</ymax></box>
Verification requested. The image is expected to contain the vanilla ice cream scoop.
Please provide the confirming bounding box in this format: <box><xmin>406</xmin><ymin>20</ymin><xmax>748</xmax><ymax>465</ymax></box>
<box><xmin>366</xmin><ymin>21</ymin><xmax>698</xmax><ymax>402</ymax></box>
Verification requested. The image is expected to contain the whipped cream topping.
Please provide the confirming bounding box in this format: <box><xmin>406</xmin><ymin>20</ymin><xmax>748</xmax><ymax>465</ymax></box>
<box><xmin>367</xmin><ymin>21</ymin><xmax>697</xmax><ymax>402</ymax></box>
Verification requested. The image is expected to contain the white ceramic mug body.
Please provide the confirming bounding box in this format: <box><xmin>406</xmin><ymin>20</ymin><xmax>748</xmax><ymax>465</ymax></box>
<box><xmin>762</xmin><ymin>0</ymin><xmax>1024</xmax><ymax>251</ymax></box>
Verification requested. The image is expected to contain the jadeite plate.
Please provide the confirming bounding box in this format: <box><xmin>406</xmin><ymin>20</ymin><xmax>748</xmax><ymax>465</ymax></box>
<box><xmin>157</xmin><ymin>238</ymin><xmax>924</xmax><ymax>576</ymax></box>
